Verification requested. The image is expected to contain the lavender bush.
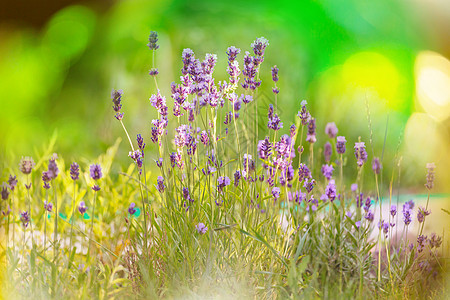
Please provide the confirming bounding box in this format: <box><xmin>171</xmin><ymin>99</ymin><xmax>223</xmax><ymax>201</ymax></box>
<box><xmin>0</xmin><ymin>32</ymin><xmax>448</xmax><ymax>299</ymax></box>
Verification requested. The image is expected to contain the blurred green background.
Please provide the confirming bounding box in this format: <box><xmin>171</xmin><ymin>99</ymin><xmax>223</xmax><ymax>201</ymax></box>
<box><xmin>0</xmin><ymin>0</ymin><xmax>449</xmax><ymax>192</ymax></box>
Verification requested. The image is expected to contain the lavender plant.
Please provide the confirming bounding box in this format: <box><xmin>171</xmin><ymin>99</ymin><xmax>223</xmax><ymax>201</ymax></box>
<box><xmin>1</xmin><ymin>33</ymin><xmax>448</xmax><ymax>300</ymax></box>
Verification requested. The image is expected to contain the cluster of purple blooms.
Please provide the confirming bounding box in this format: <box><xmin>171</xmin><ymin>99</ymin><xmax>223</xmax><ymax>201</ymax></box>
<box><xmin>102</xmin><ymin>32</ymin><xmax>444</xmax><ymax>259</ymax></box>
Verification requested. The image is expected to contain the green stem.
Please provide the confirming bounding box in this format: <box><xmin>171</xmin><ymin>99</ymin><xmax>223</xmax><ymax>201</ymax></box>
<box><xmin>87</xmin><ymin>190</ymin><xmax>97</xmax><ymax>263</ymax></box>
<box><xmin>69</xmin><ymin>180</ymin><xmax>76</xmax><ymax>267</ymax></box>
<box><xmin>53</xmin><ymin>181</ymin><xmax>58</xmax><ymax>261</ymax></box>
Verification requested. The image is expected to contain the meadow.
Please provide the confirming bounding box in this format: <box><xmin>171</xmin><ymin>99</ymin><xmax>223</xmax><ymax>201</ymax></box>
<box><xmin>1</xmin><ymin>32</ymin><xmax>448</xmax><ymax>299</ymax></box>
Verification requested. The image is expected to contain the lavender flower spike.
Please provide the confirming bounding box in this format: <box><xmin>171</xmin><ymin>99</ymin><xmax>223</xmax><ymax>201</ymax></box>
<box><xmin>217</xmin><ymin>176</ymin><xmax>231</xmax><ymax>192</ymax></box>
<box><xmin>70</xmin><ymin>162</ymin><xmax>80</xmax><ymax>181</ymax></box>
<box><xmin>323</xmin><ymin>142</ymin><xmax>332</xmax><ymax>162</ymax></box>
<box><xmin>20</xmin><ymin>211</ymin><xmax>30</xmax><ymax>228</ymax></box>
<box><xmin>336</xmin><ymin>136</ymin><xmax>346</xmax><ymax>154</ymax></box>
<box><xmin>157</xmin><ymin>176</ymin><xmax>165</xmax><ymax>193</ymax></box>
<box><xmin>372</xmin><ymin>157</ymin><xmax>382</xmax><ymax>174</ymax></box>
<box><xmin>306</xmin><ymin>118</ymin><xmax>316</xmax><ymax>143</ymax></box>
<box><xmin>325</xmin><ymin>122</ymin><xmax>338</xmax><ymax>139</ymax></box>
<box><xmin>147</xmin><ymin>31</ymin><xmax>159</xmax><ymax>50</ymax></box>
<box><xmin>128</xmin><ymin>203</ymin><xmax>137</xmax><ymax>215</ymax></box>
<box><xmin>111</xmin><ymin>89</ymin><xmax>123</xmax><ymax>112</ymax></box>
<box><xmin>89</xmin><ymin>164</ymin><xmax>102</xmax><ymax>180</ymax></box>
<box><xmin>8</xmin><ymin>175</ymin><xmax>18</xmax><ymax>191</ymax></box>
<box><xmin>1</xmin><ymin>183</ymin><xmax>9</xmax><ymax>200</ymax></box>
<box><xmin>44</xmin><ymin>201</ymin><xmax>53</xmax><ymax>212</ymax></box>
<box><xmin>19</xmin><ymin>157</ymin><xmax>35</xmax><ymax>175</ymax></box>
<box><xmin>78</xmin><ymin>201</ymin><xmax>87</xmax><ymax>215</ymax></box>
<box><xmin>47</xmin><ymin>157</ymin><xmax>59</xmax><ymax>180</ymax></box>
<box><xmin>354</xmin><ymin>142</ymin><xmax>367</xmax><ymax>167</ymax></box>
<box><xmin>195</xmin><ymin>223</ymin><xmax>208</xmax><ymax>234</ymax></box>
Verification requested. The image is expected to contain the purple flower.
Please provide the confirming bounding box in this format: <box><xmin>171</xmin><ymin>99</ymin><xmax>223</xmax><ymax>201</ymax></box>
<box><xmin>306</xmin><ymin>118</ymin><xmax>316</xmax><ymax>143</ymax></box>
<box><xmin>115</xmin><ymin>112</ymin><xmax>124</xmax><ymax>121</ymax></box>
<box><xmin>111</xmin><ymin>89</ymin><xmax>123</xmax><ymax>113</ymax></box>
<box><xmin>202</xmin><ymin>53</ymin><xmax>217</xmax><ymax>75</ymax></box>
<box><xmin>272</xmin><ymin>87</ymin><xmax>280</xmax><ymax>94</ymax></box>
<box><xmin>405</xmin><ymin>199</ymin><xmax>415</xmax><ymax>210</ymax></box>
<box><xmin>325</xmin><ymin>122</ymin><xmax>338</xmax><ymax>138</ymax></box>
<box><xmin>321</xmin><ymin>164</ymin><xmax>334</xmax><ymax>181</ymax></box>
<box><xmin>402</xmin><ymin>204</ymin><xmax>412</xmax><ymax>226</ymax></box>
<box><xmin>268</xmin><ymin>105</ymin><xmax>283</xmax><ymax>131</ymax></box>
<box><xmin>306</xmin><ymin>196</ymin><xmax>318</xmax><ymax>212</ymax></box>
<box><xmin>2</xmin><ymin>206</ymin><xmax>11</xmax><ymax>216</ymax></box>
<box><xmin>157</xmin><ymin>176</ymin><xmax>165</xmax><ymax>193</ymax></box>
<box><xmin>195</xmin><ymin>222</ymin><xmax>208</xmax><ymax>234</ymax></box>
<box><xmin>156</xmin><ymin>158</ymin><xmax>163</xmax><ymax>168</ymax></box>
<box><xmin>47</xmin><ymin>157</ymin><xmax>59</xmax><ymax>180</ymax></box>
<box><xmin>271</xmin><ymin>65</ymin><xmax>279</xmax><ymax>82</ymax></box>
<box><xmin>390</xmin><ymin>205</ymin><xmax>397</xmax><ymax>217</ymax></box>
<box><xmin>324</xmin><ymin>142</ymin><xmax>332</xmax><ymax>162</ymax></box>
<box><xmin>226</xmin><ymin>46</ymin><xmax>241</xmax><ymax>63</ymax></box>
<box><xmin>251</xmin><ymin>37</ymin><xmax>269</xmax><ymax>59</ymax></box>
<box><xmin>297</xmin><ymin>100</ymin><xmax>310</xmax><ymax>126</ymax></box>
<box><xmin>417</xmin><ymin>206</ymin><xmax>431</xmax><ymax>223</ymax></box>
<box><xmin>243</xmin><ymin>154</ymin><xmax>255</xmax><ymax>173</ymax></box>
<box><xmin>298</xmin><ymin>163</ymin><xmax>311</xmax><ymax>182</ymax></box>
<box><xmin>89</xmin><ymin>164</ymin><xmax>102</xmax><ymax>180</ymax></box>
<box><xmin>272</xmin><ymin>187</ymin><xmax>281</xmax><ymax>200</ymax></box>
<box><xmin>70</xmin><ymin>162</ymin><xmax>80</xmax><ymax>181</ymax></box>
<box><xmin>378</xmin><ymin>220</ymin><xmax>389</xmax><ymax>236</ymax></box>
<box><xmin>325</xmin><ymin>180</ymin><xmax>336</xmax><ymax>201</ymax></box>
<box><xmin>275</xmin><ymin>135</ymin><xmax>292</xmax><ymax>157</ymax></box>
<box><xmin>241</xmin><ymin>53</ymin><xmax>258</xmax><ymax>90</ymax></box>
<box><xmin>240</xmin><ymin>94</ymin><xmax>253</xmax><ymax>104</ymax></box>
<box><xmin>8</xmin><ymin>175</ymin><xmax>18</xmax><ymax>191</ymax></box>
<box><xmin>345</xmin><ymin>211</ymin><xmax>352</xmax><ymax>218</ymax></box>
<box><xmin>372</xmin><ymin>157</ymin><xmax>382</xmax><ymax>174</ymax></box>
<box><xmin>336</xmin><ymin>136</ymin><xmax>346</xmax><ymax>154</ymax></box>
<box><xmin>78</xmin><ymin>201</ymin><xmax>87</xmax><ymax>215</ymax></box>
<box><xmin>175</xmin><ymin>125</ymin><xmax>192</xmax><ymax>148</ymax></box>
<box><xmin>289</xmin><ymin>124</ymin><xmax>297</xmax><ymax>138</ymax></box>
<box><xmin>92</xmin><ymin>185</ymin><xmax>101</xmax><ymax>191</ymax></box>
<box><xmin>257</xmin><ymin>137</ymin><xmax>273</xmax><ymax>160</ymax></box>
<box><xmin>351</xmin><ymin>183</ymin><xmax>358</xmax><ymax>192</ymax></box>
<box><xmin>200</xmin><ymin>130</ymin><xmax>209</xmax><ymax>146</ymax></box>
<box><xmin>44</xmin><ymin>201</ymin><xmax>53</xmax><ymax>212</ymax></box>
<box><xmin>363</xmin><ymin>197</ymin><xmax>372</xmax><ymax>212</ymax></box>
<box><xmin>303</xmin><ymin>178</ymin><xmax>316</xmax><ymax>193</ymax></box>
<box><xmin>217</xmin><ymin>176</ymin><xmax>230</xmax><ymax>192</ymax></box>
<box><xmin>1</xmin><ymin>183</ymin><xmax>9</xmax><ymax>200</ymax></box>
<box><xmin>128</xmin><ymin>203</ymin><xmax>137</xmax><ymax>215</ymax></box>
<box><xmin>151</xmin><ymin>117</ymin><xmax>168</xmax><ymax>144</ymax></box>
<box><xmin>183</xmin><ymin>187</ymin><xmax>193</xmax><ymax>202</ymax></box>
<box><xmin>129</xmin><ymin>150</ymin><xmax>143</xmax><ymax>171</ymax></box>
<box><xmin>150</xmin><ymin>90</ymin><xmax>168</xmax><ymax>116</ymax></box>
<box><xmin>20</xmin><ymin>211</ymin><xmax>30</xmax><ymax>228</ymax></box>
<box><xmin>19</xmin><ymin>157</ymin><xmax>35</xmax><ymax>175</ymax></box>
<box><xmin>429</xmin><ymin>233</ymin><xmax>442</xmax><ymax>249</ymax></box>
<box><xmin>425</xmin><ymin>162</ymin><xmax>436</xmax><ymax>190</ymax></box>
<box><xmin>234</xmin><ymin>170</ymin><xmax>241</xmax><ymax>187</ymax></box>
<box><xmin>137</xmin><ymin>134</ymin><xmax>145</xmax><ymax>152</ymax></box>
<box><xmin>42</xmin><ymin>171</ymin><xmax>51</xmax><ymax>189</ymax></box>
<box><xmin>417</xmin><ymin>235</ymin><xmax>427</xmax><ymax>253</ymax></box>
<box><xmin>147</xmin><ymin>31</ymin><xmax>159</xmax><ymax>50</ymax></box>
<box><xmin>354</xmin><ymin>142</ymin><xmax>367</xmax><ymax>167</ymax></box>
<box><xmin>365</xmin><ymin>211</ymin><xmax>374</xmax><ymax>222</ymax></box>
<box><xmin>149</xmin><ymin>68</ymin><xmax>159</xmax><ymax>76</ymax></box>
<box><xmin>356</xmin><ymin>193</ymin><xmax>364</xmax><ymax>207</ymax></box>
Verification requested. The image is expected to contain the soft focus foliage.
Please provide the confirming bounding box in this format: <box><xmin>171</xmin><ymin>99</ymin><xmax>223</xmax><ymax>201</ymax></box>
<box><xmin>1</xmin><ymin>0</ymin><xmax>449</xmax><ymax>190</ymax></box>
